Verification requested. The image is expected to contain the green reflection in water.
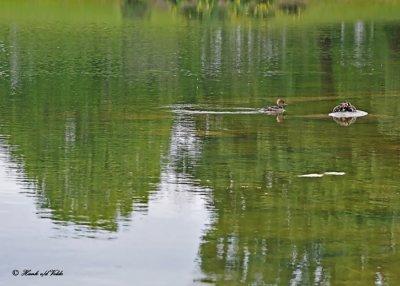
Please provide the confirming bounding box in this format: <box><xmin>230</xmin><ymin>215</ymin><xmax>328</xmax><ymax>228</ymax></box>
<box><xmin>0</xmin><ymin>21</ymin><xmax>175</xmax><ymax>231</ymax></box>
<box><xmin>0</xmin><ymin>0</ymin><xmax>400</xmax><ymax>284</ymax></box>
<box><xmin>193</xmin><ymin>112</ymin><xmax>400</xmax><ymax>285</ymax></box>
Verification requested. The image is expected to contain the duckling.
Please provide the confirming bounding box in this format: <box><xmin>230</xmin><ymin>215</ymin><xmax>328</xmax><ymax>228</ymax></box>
<box><xmin>332</xmin><ymin>101</ymin><xmax>357</xmax><ymax>113</ymax></box>
<box><xmin>261</xmin><ymin>98</ymin><xmax>287</xmax><ymax>114</ymax></box>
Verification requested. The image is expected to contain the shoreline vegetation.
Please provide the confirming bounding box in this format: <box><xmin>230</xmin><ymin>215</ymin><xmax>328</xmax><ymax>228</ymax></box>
<box><xmin>1</xmin><ymin>0</ymin><xmax>400</xmax><ymax>25</ymax></box>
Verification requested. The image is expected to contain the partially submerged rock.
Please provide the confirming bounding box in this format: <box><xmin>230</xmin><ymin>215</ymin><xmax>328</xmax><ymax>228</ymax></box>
<box><xmin>329</xmin><ymin>110</ymin><xmax>368</xmax><ymax>118</ymax></box>
<box><xmin>329</xmin><ymin>102</ymin><xmax>368</xmax><ymax>122</ymax></box>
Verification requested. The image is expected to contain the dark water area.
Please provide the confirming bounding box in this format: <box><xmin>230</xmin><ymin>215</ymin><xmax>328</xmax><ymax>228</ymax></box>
<box><xmin>0</xmin><ymin>1</ymin><xmax>400</xmax><ymax>285</ymax></box>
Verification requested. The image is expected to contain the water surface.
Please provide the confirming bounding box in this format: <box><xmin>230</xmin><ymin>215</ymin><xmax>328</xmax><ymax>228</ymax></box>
<box><xmin>1</xmin><ymin>1</ymin><xmax>400</xmax><ymax>285</ymax></box>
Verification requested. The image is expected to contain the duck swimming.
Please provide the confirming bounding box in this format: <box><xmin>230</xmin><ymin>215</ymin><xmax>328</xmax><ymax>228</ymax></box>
<box><xmin>261</xmin><ymin>98</ymin><xmax>287</xmax><ymax>115</ymax></box>
<box><xmin>332</xmin><ymin>101</ymin><xmax>357</xmax><ymax>113</ymax></box>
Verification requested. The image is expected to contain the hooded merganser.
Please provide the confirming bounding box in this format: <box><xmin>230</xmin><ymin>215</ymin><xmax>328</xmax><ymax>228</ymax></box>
<box><xmin>332</xmin><ymin>101</ymin><xmax>357</xmax><ymax>113</ymax></box>
<box><xmin>261</xmin><ymin>98</ymin><xmax>286</xmax><ymax>114</ymax></box>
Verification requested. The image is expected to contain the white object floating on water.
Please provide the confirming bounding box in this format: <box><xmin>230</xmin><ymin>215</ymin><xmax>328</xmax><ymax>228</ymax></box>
<box><xmin>298</xmin><ymin>171</ymin><xmax>346</xmax><ymax>178</ymax></box>
<box><xmin>328</xmin><ymin>110</ymin><xmax>368</xmax><ymax>118</ymax></box>
<box><xmin>297</xmin><ymin>173</ymin><xmax>324</xmax><ymax>178</ymax></box>
<box><xmin>323</xmin><ymin>171</ymin><xmax>346</xmax><ymax>176</ymax></box>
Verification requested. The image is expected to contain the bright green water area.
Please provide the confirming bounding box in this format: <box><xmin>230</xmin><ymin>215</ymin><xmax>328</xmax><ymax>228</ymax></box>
<box><xmin>0</xmin><ymin>1</ymin><xmax>400</xmax><ymax>285</ymax></box>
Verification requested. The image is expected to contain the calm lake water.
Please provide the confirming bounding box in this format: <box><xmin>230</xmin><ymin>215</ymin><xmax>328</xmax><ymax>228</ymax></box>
<box><xmin>1</xmin><ymin>1</ymin><xmax>400</xmax><ymax>285</ymax></box>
